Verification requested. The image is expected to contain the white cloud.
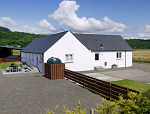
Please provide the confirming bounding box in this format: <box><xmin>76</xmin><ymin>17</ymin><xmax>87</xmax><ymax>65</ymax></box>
<box><xmin>49</xmin><ymin>0</ymin><xmax>127</xmax><ymax>33</ymax></box>
<box><xmin>37</xmin><ymin>19</ymin><xmax>56</xmax><ymax>31</ymax></box>
<box><xmin>22</xmin><ymin>19</ymin><xmax>56</xmax><ymax>34</ymax></box>
<box><xmin>0</xmin><ymin>17</ymin><xmax>56</xmax><ymax>34</ymax></box>
<box><xmin>138</xmin><ymin>25</ymin><xmax>150</xmax><ymax>39</ymax></box>
<box><xmin>0</xmin><ymin>17</ymin><xmax>16</xmax><ymax>27</ymax></box>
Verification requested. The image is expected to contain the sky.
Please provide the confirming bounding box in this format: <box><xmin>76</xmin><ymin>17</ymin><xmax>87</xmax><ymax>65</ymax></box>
<box><xmin>0</xmin><ymin>0</ymin><xmax>150</xmax><ymax>39</ymax></box>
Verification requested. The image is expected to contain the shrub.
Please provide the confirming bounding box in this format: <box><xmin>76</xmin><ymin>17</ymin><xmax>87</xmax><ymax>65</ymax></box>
<box><xmin>116</xmin><ymin>92</ymin><xmax>150</xmax><ymax>114</ymax></box>
<box><xmin>63</xmin><ymin>101</ymin><xmax>86</xmax><ymax>114</ymax></box>
<box><xmin>45</xmin><ymin>92</ymin><xmax>150</xmax><ymax>114</ymax></box>
<box><xmin>95</xmin><ymin>98</ymin><xmax>119</xmax><ymax>114</ymax></box>
<box><xmin>45</xmin><ymin>101</ymin><xmax>86</xmax><ymax>114</ymax></box>
<box><xmin>143</xmin><ymin>89</ymin><xmax>150</xmax><ymax>100</ymax></box>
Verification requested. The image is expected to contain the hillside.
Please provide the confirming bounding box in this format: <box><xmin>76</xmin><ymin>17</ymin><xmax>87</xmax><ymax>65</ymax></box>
<box><xmin>0</xmin><ymin>26</ymin><xmax>150</xmax><ymax>49</ymax></box>
<box><xmin>0</xmin><ymin>26</ymin><xmax>43</xmax><ymax>48</ymax></box>
<box><xmin>126</xmin><ymin>39</ymin><xmax>150</xmax><ymax>49</ymax></box>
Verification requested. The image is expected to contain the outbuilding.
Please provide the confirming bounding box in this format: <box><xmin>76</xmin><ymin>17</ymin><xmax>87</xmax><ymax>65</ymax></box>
<box><xmin>21</xmin><ymin>31</ymin><xmax>132</xmax><ymax>73</ymax></box>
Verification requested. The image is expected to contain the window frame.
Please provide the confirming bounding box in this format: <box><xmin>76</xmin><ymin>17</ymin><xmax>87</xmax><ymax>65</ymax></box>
<box><xmin>116</xmin><ymin>52</ymin><xmax>122</xmax><ymax>59</ymax></box>
<box><xmin>95</xmin><ymin>53</ymin><xmax>99</xmax><ymax>60</ymax></box>
<box><xmin>65</xmin><ymin>54</ymin><xmax>73</xmax><ymax>63</ymax></box>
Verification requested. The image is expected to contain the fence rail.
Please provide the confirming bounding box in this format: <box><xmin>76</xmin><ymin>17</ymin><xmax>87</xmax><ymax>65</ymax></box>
<box><xmin>65</xmin><ymin>69</ymin><xmax>139</xmax><ymax>101</ymax></box>
<box><xmin>0</xmin><ymin>58</ymin><xmax>20</xmax><ymax>63</ymax></box>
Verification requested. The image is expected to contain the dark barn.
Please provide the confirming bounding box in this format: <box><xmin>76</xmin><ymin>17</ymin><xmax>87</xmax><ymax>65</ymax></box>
<box><xmin>0</xmin><ymin>46</ymin><xmax>13</xmax><ymax>58</ymax></box>
<box><xmin>0</xmin><ymin>46</ymin><xmax>22</xmax><ymax>62</ymax></box>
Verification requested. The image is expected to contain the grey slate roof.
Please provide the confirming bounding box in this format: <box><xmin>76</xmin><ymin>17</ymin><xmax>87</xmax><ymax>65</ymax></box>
<box><xmin>22</xmin><ymin>31</ymin><xmax>132</xmax><ymax>54</ymax></box>
<box><xmin>22</xmin><ymin>31</ymin><xmax>67</xmax><ymax>53</ymax></box>
<box><xmin>73</xmin><ymin>33</ymin><xmax>132</xmax><ymax>51</ymax></box>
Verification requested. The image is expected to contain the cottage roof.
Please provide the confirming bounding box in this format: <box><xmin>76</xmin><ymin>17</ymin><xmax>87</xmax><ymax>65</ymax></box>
<box><xmin>22</xmin><ymin>31</ymin><xmax>67</xmax><ymax>53</ymax></box>
<box><xmin>22</xmin><ymin>31</ymin><xmax>132</xmax><ymax>53</ymax></box>
<box><xmin>73</xmin><ymin>33</ymin><xmax>132</xmax><ymax>51</ymax></box>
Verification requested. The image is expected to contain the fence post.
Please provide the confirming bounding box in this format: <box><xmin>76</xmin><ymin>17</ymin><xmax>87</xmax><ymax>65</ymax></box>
<box><xmin>75</xmin><ymin>72</ymin><xmax>77</xmax><ymax>83</ymax></box>
<box><xmin>67</xmin><ymin>70</ymin><xmax>69</xmax><ymax>80</ymax></box>
<box><xmin>83</xmin><ymin>75</ymin><xmax>85</xmax><ymax>88</ymax></box>
<box><xmin>90</xmin><ymin>109</ymin><xmax>94</xmax><ymax>114</ymax></box>
<box><xmin>126</xmin><ymin>87</ymin><xmax>129</xmax><ymax>99</ymax></box>
<box><xmin>94</xmin><ymin>78</ymin><xmax>96</xmax><ymax>94</ymax></box>
<box><xmin>109</xmin><ymin>82</ymin><xmax>112</xmax><ymax>101</ymax></box>
<box><xmin>66</xmin><ymin>69</ymin><xmax>68</xmax><ymax>80</ymax></box>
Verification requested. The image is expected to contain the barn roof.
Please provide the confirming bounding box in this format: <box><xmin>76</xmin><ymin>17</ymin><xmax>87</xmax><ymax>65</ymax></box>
<box><xmin>22</xmin><ymin>31</ymin><xmax>132</xmax><ymax>54</ymax></box>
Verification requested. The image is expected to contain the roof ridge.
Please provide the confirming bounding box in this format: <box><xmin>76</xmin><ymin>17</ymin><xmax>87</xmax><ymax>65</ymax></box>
<box><xmin>73</xmin><ymin>32</ymin><xmax>121</xmax><ymax>36</ymax></box>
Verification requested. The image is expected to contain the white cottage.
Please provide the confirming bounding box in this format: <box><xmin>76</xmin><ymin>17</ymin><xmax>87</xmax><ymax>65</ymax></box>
<box><xmin>21</xmin><ymin>31</ymin><xmax>132</xmax><ymax>73</ymax></box>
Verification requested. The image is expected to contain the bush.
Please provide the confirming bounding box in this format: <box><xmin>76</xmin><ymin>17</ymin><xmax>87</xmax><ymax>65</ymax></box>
<box><xmin>143</xmin><ymin>89</ymin><xmax>150</xmax><ymax>100</ymax></box>
<box><xmin>45</xmin><ymin>92</ymin><xmax>150</xmax><ymax>114</ymax></box>
<box><xmin>95</xmin><ymin>98</ymin><xmax>119</xmax><ymax>114</ymax></box>
<box><xmin>45</xmin><ymin>101</ymin><xmax>86</xmax><ymax>114</ymax></box>
<box><xmin>116</xmin><ymin>92</ymin><xmax>150</xmax><ymax>114</ymax></box>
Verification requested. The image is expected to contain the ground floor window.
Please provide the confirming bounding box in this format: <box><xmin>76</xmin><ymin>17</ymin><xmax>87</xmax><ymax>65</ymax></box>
<box><xmin>65</xmin><ymin>54</ymin><xmax>73</xmax><ymax>62</ymax></box>
<box><xmin>95</xmin><ymin>53</ymin><xmax>99</xmax><ymax>60</ymax></box>
<box><xmin>116</xmin><ymin>52</ymin><xmax>122</xmax><ymax>59</ymax></box>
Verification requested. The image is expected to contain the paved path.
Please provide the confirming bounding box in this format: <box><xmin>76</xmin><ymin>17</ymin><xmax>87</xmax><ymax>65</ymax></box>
<box><xmin>0</xmin><ymin>72</ymin><xmax>101</xmax><ymax>114</ymax></box>
<box><xmin>82</xmin><ymin>63</ymin><xmax>150</xmax><ymax>84</ymax></box>
<box><xmin>84</xmin><ymin>73</ymin><xmax>123</xmax><ymax>82</ymax></box>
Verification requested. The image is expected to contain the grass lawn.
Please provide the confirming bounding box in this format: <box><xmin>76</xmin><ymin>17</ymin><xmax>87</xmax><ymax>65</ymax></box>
<box><xmin>112</xmin><ymin>79</ymin><xmax>150</xmax><ymax>93</ymax></box>
<box><xmin>12</xmin><ymin>49</ymin><xmax>21</xmax><ymax>56</ymax></box>
<box><xmin>0</xmin><ymin>62</ymin><xmax>21</xmax><ymax>69</ymax></box>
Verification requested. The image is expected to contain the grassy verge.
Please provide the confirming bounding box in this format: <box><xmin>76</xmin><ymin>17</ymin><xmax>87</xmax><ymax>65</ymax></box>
<box><xmin>0</xmin><ymin>62</ymin><xmax>21</xmax><ymax>69</ymax></box>
<box><xmin>112</xmin><ymin>79</ymin><xmax>150</xmax><ymax>99</ymax></box>
<box><xmin>112</xmin><ymin>79</ymin><xmax>150</xmax><ymax>93</ymax></box>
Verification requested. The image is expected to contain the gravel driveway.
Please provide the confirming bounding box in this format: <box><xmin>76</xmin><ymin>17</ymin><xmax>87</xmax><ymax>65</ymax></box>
<box><xmin>0</xmin><ymin>72</ymin><xmax>102</xmax><ymax>114</ymax></box>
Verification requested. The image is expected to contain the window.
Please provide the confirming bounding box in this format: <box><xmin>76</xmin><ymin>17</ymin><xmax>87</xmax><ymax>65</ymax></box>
<box><xmin>28</xmin><ymin>53</ymin><xmax>30</xmax><ymax>61</ymax></box>
<box><xmin>39</xmin><ymin>54</ymin><xmax>43</xmax><ymax>62</ymax></box>
<box><xmin>95</xmin><ymin>54</ymin><xmax>99</xmax><ymax>60</ymax></box>
<box><xmin>32</xmin><ymin>54</ymin><xmax>34</xmax><ymax>61</ymax></box>
<box><xmin>116</xmin><ymin>52</ymin><xmax>122</xmax><ymax>59</ymax></box>
<box><xmin>65</xmin><ymin>54</ymin><xmax>73</xmax><ymax>62</ymax></box>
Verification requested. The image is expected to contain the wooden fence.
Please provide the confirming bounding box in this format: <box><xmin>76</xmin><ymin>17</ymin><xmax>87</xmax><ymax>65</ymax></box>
<box><xmin>44</xmin><ymin>63</ymin><xmax>65</xmax><ymax>80</ymax></box>
<box><xmin>65</xmin><ymin>69</ymin><xmax>139</xmax><ymax>101</ymax></box>
<box><xmin>0</xmin><ymin>58</ymin><xmax>20</xmax><ymax>63</ymax></box>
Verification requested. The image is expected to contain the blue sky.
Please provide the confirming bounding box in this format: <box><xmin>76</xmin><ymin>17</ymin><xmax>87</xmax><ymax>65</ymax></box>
<box><xmin>0</xmin><ymin>0</ymin><xmax>150</xmax><ymax>39</ymax></box>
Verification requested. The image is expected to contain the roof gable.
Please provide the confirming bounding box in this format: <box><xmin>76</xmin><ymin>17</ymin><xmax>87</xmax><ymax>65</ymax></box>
<box><xmin>22</xmin><ymin>31</ymin><xmax>68</xmax><ymax>53</ymax></box>
<box><xmin>73</xmin><ymin>33</ymin><xmax>132</xmax><ymax>51</ymax></box>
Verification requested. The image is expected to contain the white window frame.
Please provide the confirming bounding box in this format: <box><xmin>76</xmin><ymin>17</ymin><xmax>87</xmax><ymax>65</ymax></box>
<box><xmin>95</xmin><ymin>53</ymin><xmax>99</xmax><ymax>61</ymax></box>
<box><xmin>65</xmin><ymin>54</ymin><xmax>73</xmax><ymax>63</ymax></box>
<box><xmin>116</xmin><ymin>52</ymin><xmax>122</xmax><ymax>59</ymax></box>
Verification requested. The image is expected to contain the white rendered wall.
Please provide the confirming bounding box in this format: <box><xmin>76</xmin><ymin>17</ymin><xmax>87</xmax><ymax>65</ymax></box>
<box><xmin>126</xmin><ymin>51</ymin><xmax>132</xmax><ymax>67</ymax></box>
<box><xmin>44</xmin><ymin>31</ymin><xmax>93</xmax><ymax>71</ymax></box>
<box><xmin>91</xmin><ymin>51</ymin><xmax>132</xmax><ymax>68</ymax></box>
